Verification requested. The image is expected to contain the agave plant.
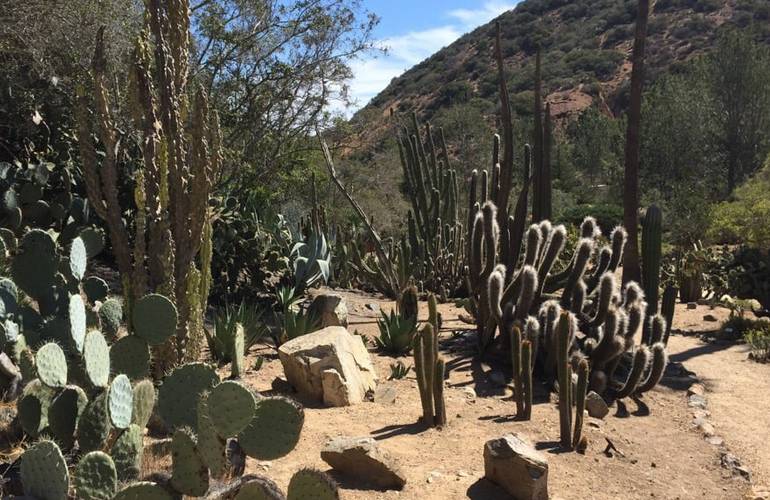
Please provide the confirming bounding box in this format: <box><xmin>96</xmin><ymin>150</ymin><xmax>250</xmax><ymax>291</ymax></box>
<box><xmin>272</xmin><ymin>286</ymin><xmax>321</xmax><ymax>346</ymax></box>
<box><xmin>374</xmin><ymin>309</ymin><xmax>417</xmax><ymax>355</ymax></box>
<box><xmin>290</xmin><ymin>227</ymin><xmax>331</xmax><ymax>296</ymax></box>
<box><xmin>205</xmin><ymin>302</ymin><xmax>269</xmax><ymax>364</ymax></box>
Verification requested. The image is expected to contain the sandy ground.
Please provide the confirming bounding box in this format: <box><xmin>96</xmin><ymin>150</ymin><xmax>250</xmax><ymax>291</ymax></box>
<box><xmin>184</xmin><ymin>289</ymin><xmax>764</xmax><ymax>500</ymax></box>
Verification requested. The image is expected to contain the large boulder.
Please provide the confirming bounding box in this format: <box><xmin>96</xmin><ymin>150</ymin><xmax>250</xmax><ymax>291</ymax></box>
<box><xmin>321</xmin><ymin>436</ymin><xmax>406</xmax><ymax>489</ymax></box>
<box><xmin>278</xmin><ymin>327</ymin><xmax>377</xmax><ymax>407</ymax></box>
<box><xmin>484</xmin><ymin>434</ymin><xmax>548</xmax><ymax>500</ymax></box>
<box><xmin>307</xmin><ymin>293</ymin><xmax>348</xmax><ymax>328</ymax></box>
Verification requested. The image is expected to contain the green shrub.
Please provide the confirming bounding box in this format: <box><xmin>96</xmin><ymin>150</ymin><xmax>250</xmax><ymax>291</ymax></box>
<box><xmin>746</xmin><ymin>325</ymin><xmax>770</xmax><ymax>362</ymax></box>
<box><xmin>560</xmin><ymin>203</ymin><xmax>624</xmax><ymax>235</ymax></box>
<box><xmin>708</xmin><ymin>160</ymin><xmax>770</xmax><ymax>250</ymax></box>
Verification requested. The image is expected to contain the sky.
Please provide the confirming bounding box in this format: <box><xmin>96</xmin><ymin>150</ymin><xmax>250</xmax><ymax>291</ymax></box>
<box><xmin>337</xmin><ymin>1</ymin><xmax>521</xmax><ymax>115</ymax></box>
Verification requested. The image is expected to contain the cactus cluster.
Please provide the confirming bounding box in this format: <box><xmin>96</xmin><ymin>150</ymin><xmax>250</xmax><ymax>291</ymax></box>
<box><xmin>396</xmin><ymin>114</ymin><xmax>464</xmax><ymax>297</ymax></box>
<box><xmin>17</xmin><ymin>359</ymin><xmax>337</xmax><ymax>499</ymax></box>
<box><xmin>75</xmin><ymin>0</ymin><xmax>221</xmax><ymax>373</ymax></box>
<box><xmin>413</xmin><ymin>294</ymin><xmax>447</xmax><ymax>427</ymax></box>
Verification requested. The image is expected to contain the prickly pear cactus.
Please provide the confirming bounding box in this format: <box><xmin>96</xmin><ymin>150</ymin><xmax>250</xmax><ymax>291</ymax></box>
<box><xmin>98</xmin><ymin>298</ymin><xmax>123</xmax><ymax>339</ymax></box>
<box><xmin>20</xmin><ymin>439</ymin><xmax>69</xmax><ymax>500</ymax></box>
<box><xmin>68</xmin><ymin>294</ymin><xmax>87</xmax><ymax>353</ymax></box>
<box><xmin>83</xmin><ymin>276</ymin><xmax>109</xmax><ymax>304</ymax></box>
<box><xmin>133</xmin><ymin>293</ymin><xmax>178</xmax><ymax>345</ymax></box>
<box><xmin>234</xmin><ymin>476</ymin><xmax>286</xmax><ymax>500</ymax></box>
<box><xmin>111</xmin><ymin>424</ymin><xmax>143</xmax><ymax>481</ymax></box>
<box><xmin>238</xmin><ymin>396</ymin><xmax>304</xmax><ymax>460</ymax></box>
<box><xmin>131</xmin><ymin>379</ymin><xmax>156</xmax><ymax>429</ymax></box>
<box><xmin>108</xmin><ymin>374</ymin><xmax>134</xmax><ymax>429</ymax></box>
<box><xmin>158</xmin><ymin>362</ymin><xmax>219</xmax><ymax>431</ymax></box>
<box><xmin>287</xmin><ymin>468</ymin><xmax>339</xmax><ymax>500</ymax></box>
<box><xmin>208</xmin><ymin>380</ymin><xmax>256</xmax><ymax>438</ymax></box>
<box><xmin>18</xmin><ymin>379</ymin><xmax>54</xmax><ymax>437</ymax></box>
<box><xmin>11</xmin><ymin>229</ymin><xmax>58</xmax><ymax>299</ymax></box>
<box><xmin>170</xmin><ymin>427</ymin><xmax>209</xmax><ymax>496</ymax></box>
<box><xmin>83</xmin><ymin>330</ymin><xmax>110</xmax><ymax>387</ymax></box>
<box><xmin>48</xmin><ymin>385</ymin><xmax>88</xmax><ymax>449</ymax></box>
<box><xmin>197</xmin><ymin>391</ymin><xmax>227</xmax><ymax>478</ymax></box>
<box><xmin>78</xmin><ymin>391</ymin><xmax>112</xmax><ymax>453</ymax></box>
<box><xmin>36</xmin><ymin>342</ymin><xmax>68</xmax><ymax>388</ymax></box>
<box><xmin>74</xmin><ymin>451</ymin><xmax>117</xmax><ymax>500</ymax></box>
<box><xmin>113</xmin><ymin>481</ymin><xmax>174</xmax><ymax>500</ymax></box>
<box><xmin>70</xmin><ymin>236</ymin><xmax>88</xmax><ymax>281</ymax></box>
<box><xmin>109</xmin><ymin>335</ymin><xmax>150</xmax><ymax>381</ymax></box>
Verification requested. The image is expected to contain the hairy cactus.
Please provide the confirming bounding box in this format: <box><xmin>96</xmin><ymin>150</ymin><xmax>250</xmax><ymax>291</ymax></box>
<box><xmin>413</xmin><ymin>322</ymin><xmax>447</xmax><ymax>427</ymax></box>
<box><xmin>572</xmin><ymin>359</ymin><xmax>589</xmax><ymax>451</ymax></box>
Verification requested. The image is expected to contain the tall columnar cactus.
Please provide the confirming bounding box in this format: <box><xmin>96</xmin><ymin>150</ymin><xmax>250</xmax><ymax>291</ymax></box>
<box><xmin>641</xmin><ymin>205</ymin><xmax>662</xmax><ymax>314</ymax></box>
<box><xmin>396</xmin><ymin>114</ymin><xmax>463</xmax><ymax>296</ymax></box>
<box><xmin>572</xmin><ymin>359</ymin><xmax>589</xmax><ymax>452</ymax></box>
<box><xmin>75</xmin><ymin>1</ymin><xmax>221</xmax><ymax>373</ymax></box>
<box><xmin>531</xmin><ymin>49</ymin><xmax>553</xmax><ymax>223</ymax></box>
<box><xmin>556</xmin><ymin>312</ymin><xmax>574</xmax><ymax>449</ymax></box>
<box><xmin>413</xmin><ymin>323</ymin><xmax>446</xmax><ymax>427</ymax></box>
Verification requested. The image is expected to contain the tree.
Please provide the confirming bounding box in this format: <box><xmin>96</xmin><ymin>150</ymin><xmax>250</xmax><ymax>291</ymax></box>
<box><xmin>192</xmin><ymin>0</ymin><xmax>379</xmax><ymax>192</ymax></box>
<box><xmin>709</xmin><ymin>29</ymin><xmax>770</xmax><ymax>193</ymax></box>
<box><xmin>569</xmin><ymin>106</ymin><xmax>623</xmax><ymax>188</ymax></box>
<box><xmin>621</xmin><ymin>0</ymin><xmax>650</xmax><ymax>285</ymax></box>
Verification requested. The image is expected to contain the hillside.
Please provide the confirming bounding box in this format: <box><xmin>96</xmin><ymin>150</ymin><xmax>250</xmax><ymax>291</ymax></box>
<box><xmin>353</xmin><ymin>0</ymin><xmax>770</xmax><ymax>130</ymax></box>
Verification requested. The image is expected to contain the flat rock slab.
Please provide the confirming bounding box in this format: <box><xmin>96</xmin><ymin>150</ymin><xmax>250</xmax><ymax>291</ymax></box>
<box><xmin>278</xmin><ymin>326</ymin><xmax>377</xmax><ymax>407</ymax></box>
<box><xmin>484</xmin><ymin>434</ymin><xmax>548</xmax><ymax>500</ymax></box>
<box><xmin>321</xmin><ymin>436</ymin><xmax>406</xmax><ymax>489</ymax></box>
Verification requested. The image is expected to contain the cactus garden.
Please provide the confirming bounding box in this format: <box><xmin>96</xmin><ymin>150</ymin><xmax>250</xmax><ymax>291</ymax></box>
<box><xmin>2</xmin><ymin>0</ymin><xmax>770</xmax><ymax>498</ymax></box>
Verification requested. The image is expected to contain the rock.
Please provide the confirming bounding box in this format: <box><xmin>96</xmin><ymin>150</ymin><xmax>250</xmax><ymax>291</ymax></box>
<box><xmin>687</xmin><ymin>302</ymin><xmax>697</xmax><ymax>310</ymax></box>
<box><xmin>703</xmin><ymin>314</ymin><xmax>718</xmax><ymax>322</ymax></box>
<box><xmin>278</xmin><ymin>327</ymin><xmax>378</xmax><ymax>407</ymax></box>
<box><xmin>585</xmin><ymin>391</ymin><xmax>609</xmax><ymax>419</ymax></box>
<box><xmin>484</xmin><ymin>434</ymin><xmax>548</xmax><ymax>500</ymax></box>
<box><xmin>462</xmin><ymin>387</ymin><xmax>477</xmax><ymax>400</ymax></box>
<box><xmin>427</xmin><ymin>471</ymin><xmax>442</xmax><ymax>484</ymax></box>
<box><xmin>307</xmin><ymin>294</ymin><xmax>348</xmax><ymax>328</ymax></box>
<box><xmin>706</xmin><ymin>436</ymin><xmax>724</xmax><ymax>447</ymax></box>
<box><xmin>321</xmin><ymin>437</ymin><xmax>406</xmax><ymax>489</ymax></box>
<box><xmin>374</xmin><ymin>385</ymin><xmax>397</xmax><ymax>405</ymax></box>
<box><xmin>688</xmin><ymin>394</ymin><xmax>707</xmax><ymax>409</ymax></box>
<box><xmin>697</xmin><ymin>298</ymin><xmax>710</xmax><ymax>306</ymax></box>
<box><xmin>698</xmin><ymin>421</ymin><xmax>716</xmax><ymax>437</ymax></box>
<box><xmin>687</xmin><ymin>384</ymin><xmax>706</xmax><ymax>397</ymax></box>
<box><xmin>366</xmin><ymin>303</ymin><xmax>380</xmax><ymax>312</ymax></box>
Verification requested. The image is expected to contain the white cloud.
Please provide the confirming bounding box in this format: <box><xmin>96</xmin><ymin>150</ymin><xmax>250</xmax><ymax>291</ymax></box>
<box><xmin>330</xmin><ymin>2</ymin><xmax>519</xmax><ymax>116</ymax></box>
<box><xmin>448</xmin><ymin>1</ymin><xmax>518</xmax><ymax>28</ymax></box>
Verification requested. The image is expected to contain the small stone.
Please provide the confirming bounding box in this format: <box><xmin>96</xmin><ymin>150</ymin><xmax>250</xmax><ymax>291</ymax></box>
<box><xmin>462</xmin><ymin>387</ymin><xmax>476</xmax><ymax>399</ymax></box>
<box><xmin>321</xmin><ymin>436</ymin><xmax>406</xmax><ymax>490</ymax></box>
<box><xmin>703</xmin><ymin>314</ymin><xmax>718</xmax><ymax>322</ymax></box>
<box><xmin>585</xmin><ymin>391</ymin><xmax>610</xmax><ymax>419</ymax></box>
<box><xmin>698</xmin><ymin>422</ymin><xmax>715</xmax><ymax>437</ymax></box>
<box><xmin>687</xmin><ymin>302</ymin><xmax>697</xmax><ymax>310</ymax></box>
<box><xmin>688</xmin><ymin>394</ymin><xmax>707</xmax><ymax>409</ymax></box>
<box><xmin>687</xmin><ymin>384</ymin><xmax>706</xmax><ymax>397</ymax></box>
<box><xmin>456</xmin><ymin>470</ymin><xmax>470</xmax><ymax>478</ymax></box>
<box><xmin>427</xmin><ymin>471</ymin><xmax>442</xmax><ymax>484</ymax></box>
<box><xmin>706</xmin><ymin>436</ymin><xmax>724</xmax><ymax>446</ymax></box>
<box><xmin>484</xmin><ymin>434</ymin><xmax>548</xmax><ymax>500</ymax></box>
<box><xmin>651</xmin><ymin>462</ymin><xmax>656</xmax><ymax>468</ymax></box>
<box><xmin>366</xmin><ymin>303</ymin><xmax>380</xmax><ymax>312</ymax></box>
<box><xmin>697</xmin><ymin>298</ymin><xmax>710</xmax><ymax>306</ymax></box>
<box><xmin>374</xmin><ymin>385</ymin><xmax>397</xmax><ymax>405</ymax></box>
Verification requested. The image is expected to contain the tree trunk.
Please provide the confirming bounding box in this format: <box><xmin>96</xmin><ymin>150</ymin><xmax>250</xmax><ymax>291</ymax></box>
<box><xmin>622</xmin><ymin>0</ymin><xmax>650</xmax><ymax>285</ymax></box>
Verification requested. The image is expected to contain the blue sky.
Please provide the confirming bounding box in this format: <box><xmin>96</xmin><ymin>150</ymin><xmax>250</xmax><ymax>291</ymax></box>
<box><xmin>338</xmin><ymin>1</ymin><xmax>521</xmax><ymax>114</ymax></box>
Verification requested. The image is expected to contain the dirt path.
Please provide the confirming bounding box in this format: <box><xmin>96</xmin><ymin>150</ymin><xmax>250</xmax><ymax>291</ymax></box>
<box><xmin>208</xmin><ymin>291</ymin><xmax>752</xmax><ymax>500</ymax></box>
<box><xmin>667</xmin><ymin>303</ymin><xmax>770</xmax><ymax>496</ymax></box>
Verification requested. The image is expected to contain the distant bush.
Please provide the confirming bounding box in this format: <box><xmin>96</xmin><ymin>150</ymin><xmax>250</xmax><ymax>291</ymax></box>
<box><xmin>560</xmin><ymin>203</ymin><xmax>624</xmax><ymax>236</ymax></box>
<box><xmin>708</xmin><ymin>159</ymin><xmax>770</xmax><ymax>250</ymax></box>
